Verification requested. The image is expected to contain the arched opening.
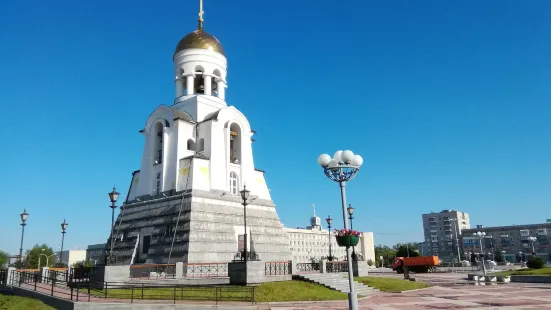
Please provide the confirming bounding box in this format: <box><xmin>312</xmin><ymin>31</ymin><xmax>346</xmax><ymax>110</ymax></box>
<box><xmin>187</xmin><ymin>139</ymin><xmax>195</xmax><ymax>151</ymax></box>
<box><xmin>229</xmin><ymin>123</ymin><xmax>242</xmax><ymax>164</ymax></box>
<box><xmin>229</xmin><ymin>171</ymin><xmax>239</xmax><ymax>195</ymax></box>
<box><xmin>198</xmin><ymin>138</ymin><xmax>205</xmax><ymax>152</ymax></box>
<box><xmin>180</xmin><ymin>68</ymin><xmax>188</xmax><ymax>95</ymax></box>
<box><xmin>194</xmin><ymin>66</ymin><xmax>205</xmax><ymax>94</ymax></box>
<box><xmin>212</xmin><ymin>69</ymin><xmax>221</xmax><ymax>96</ymax></box>
<box><xmin>153</xmin><ymin>122</ymin><xmax>164</xmax><ymax>165</ymax></box>
<box><xmin>155</xmin><ymin>172</ymin><xmax>162</xmax><ymax>195</ymax></box>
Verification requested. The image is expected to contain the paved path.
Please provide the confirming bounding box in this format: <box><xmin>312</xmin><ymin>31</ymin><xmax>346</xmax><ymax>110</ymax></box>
<box><xmin>263</xmin><ymin>283</ymin><xmax>551</xmax><ymax>309</ymax></box>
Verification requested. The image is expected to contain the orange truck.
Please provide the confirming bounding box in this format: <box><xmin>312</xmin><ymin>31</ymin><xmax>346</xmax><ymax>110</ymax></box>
<box><xmin>391</xmin><ymin>256</ymin><xmax>440</xmax><ymax>273</ymax></box>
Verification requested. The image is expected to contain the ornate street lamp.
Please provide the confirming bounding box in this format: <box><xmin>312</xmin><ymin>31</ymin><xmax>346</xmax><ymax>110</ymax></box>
<box><xmin>472</xmin><ymin>231</ymin><xmax>487</xmax><ymax>274</ymax></box>
<box><xmin>527</xmin><ymin>236</ymin><xmax>537</xmax><ymax>256</ymax></box>
<box><xmin>347</xmin><ymin>204</ymin><xmax>357</xmax><ymax>261</ymax></box>
<box><xmin>239</xmin><ymin>185</ymin><xmax>250</xmax><ymax>263</ymax></box>
<box><xmin>326</xmin><ymin>215</ymin><xmax>332</xmax><ymax>261</ymax></box>
<box><xmin>107</xmin><ymin>186</ymin><xmax>120</xmax><ymax>265</ymax></box>
<box><xmin>318</xmin><ymin>149</ymin><xmax>363</xmax><ymax>310</ymax></box>
<box><xmin>60</xmin><ymin>219</ymin><xmax>68</xmax><ymax>265</ymax></box>
<box><xmin>19</xmin><ymin>209</ymin><xmax>29</xmax><ymax>265</ymax></box>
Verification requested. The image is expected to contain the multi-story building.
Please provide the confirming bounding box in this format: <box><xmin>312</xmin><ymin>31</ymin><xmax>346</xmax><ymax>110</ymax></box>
<box><xmin>284</xmin><ymin>215</ymin><xmax>375</xmax><ymax>264</ymax></box>
<box><xmin>60</xmin><ymin>250</ymin><xmax>87</xmax><ymax>267</ymax></box>
<box><xmin>461</xmin><ymin>223</ymin><xmax>551</xmax><ymax>263</ymax></box>
<box><xmin>422</xmin><ymin>209</ymin><xmax>471</xmax><ymax>261</ymax></box>
<box><xmin>86</xmin><ymin>243</ymin><xmax>106</xmax><ymax>264</ymax></box>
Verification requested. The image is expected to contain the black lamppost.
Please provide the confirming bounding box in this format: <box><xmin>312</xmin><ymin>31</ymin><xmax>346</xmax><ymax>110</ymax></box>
<box><xmin>19</xmin><ymin>209</ymin><xmax>29</xmax><ymax>265</ymax></box>
<box><xmin>326</xmin><ymin>215</ymin><xmax>332</xmax><ymax>260</ymax></box>
<box><xmin>60</xmin><ymin>219</ymin><xmax>68</xmax><ymax>265</ymax></box>
<box><xmin>107</xmin><ymin>186</ymin><xmax>120</xmax><ymax>265</ymax></box>
<box><xmin>347</xmin><ymin>204</ymin><xmax>356</xmax><ymax>260</ymax></box>
<box><xmin>239</xmin><ymin>185</ymin><xmax>250</xmax><ymax>262</ymax></box>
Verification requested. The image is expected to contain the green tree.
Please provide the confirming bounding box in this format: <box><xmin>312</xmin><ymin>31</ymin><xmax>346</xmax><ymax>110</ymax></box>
<box><xmin>0</xmin><ymin>250</ymin><xmax>9</xmax><ymax>267</ymax></box>
<box><xmin>25</xmin><ymin>244</ymin><xmax>57</xmax><ymax>269</ymax></box>
<box><xmin>374</xmin><ymin>245</ymin><xmax>396</xmax><ymax>267</ymax></box>
<box><xmin>394</xmin><ymin>243</ymin><xmax>420</xmax><ymax>258</ymax></box>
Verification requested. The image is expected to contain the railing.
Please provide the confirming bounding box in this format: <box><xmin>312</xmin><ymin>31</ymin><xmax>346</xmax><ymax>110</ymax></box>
<box><xmin>327</xmin><ymin>261</ymin><xmax>348</xmax><ymax>273</ymax></box>
<box><xmin>130</xmin><ymin>264</ymin><xmax>176</xmax><ymax>280</ymax></box>
<box><xmin>435</xmin><ymin>262</ymin><xmax>488</xmax><ymax>273</ymax></box>
<box><xmin>70</xmin><ymin>266</ymin><xmax>97</xmax><ymax>283</ymax></box>
<box><xmin>46</xmin><ymin>269</ymin><xmax>69</xmax><ymax>282</ymax></box>
<box><xmin>265</xmin><ymin>261</ymin><xmax>291</xmax><ymax>276</ymax></box>
<box><xmin>9</xmin><ymin>270</ymin><xmax>255</xmax><ymax>304</ymax></box>
<box><xmin>184</xmin><ymin>263</ymin><xmax>228</xmax><ymax>278</ymax></box>
<box><xmin>296</xmin><ymin>262</ymin><xmax>320</xmax><ymax>273</ymax></box>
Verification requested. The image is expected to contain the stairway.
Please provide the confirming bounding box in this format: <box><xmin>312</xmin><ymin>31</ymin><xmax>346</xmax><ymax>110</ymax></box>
<box><xmin>293</xmin><ymin>273</ymin><xmax>378</xmax><ymax>296</ymax></box>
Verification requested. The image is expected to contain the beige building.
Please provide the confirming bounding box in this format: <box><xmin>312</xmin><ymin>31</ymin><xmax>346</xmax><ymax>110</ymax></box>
<box><xmin>284</xmin><ymin>215</ymin><xmax>375</xmax><ymax>264</ymax></box>
<box><xmin>422</xmin><ymin>209</ymin><xmax>471</xmax><ymax>261</ymax></box>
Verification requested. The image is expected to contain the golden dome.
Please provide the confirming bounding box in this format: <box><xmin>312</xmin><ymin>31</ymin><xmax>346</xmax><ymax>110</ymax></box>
<box><xmin>174</xmin><ymin>29</ymin><xmax>225</xmax><ymax>56</ymax></box>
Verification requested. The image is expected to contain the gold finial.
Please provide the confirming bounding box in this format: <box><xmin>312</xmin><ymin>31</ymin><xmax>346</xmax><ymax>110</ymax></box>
<box><xmin>198</xmin><ymin>0</ymin><xmax>204</xmax><ymax>30</ymax></box>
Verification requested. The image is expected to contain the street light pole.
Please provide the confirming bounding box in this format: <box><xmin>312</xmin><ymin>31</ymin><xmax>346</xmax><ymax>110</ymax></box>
<box><xmin>347</xmin><ymin>205</ymin><xmax>356</xmax><ymax>260</ymax></box>
<box><xmin>107</xmin><ymin>186</ymin><xmax>120</xmax><ymax>265</ymax></box>
<box><xmin>450</xmin><ymin>218</ymin><xmax>462</xmax><ymax>262</ymax></box>
<box><xmin>527</xmin><ymin>236</ymin><xmax>537</xmax><ymax>257</ymax></box>
<box><xmin>326</xmin><ymin>216</ymin><xmax>333</xmax><ymax>260</ymax></box>
<box><xmin>318</xmin><ymin>150</ymin><xmax>364</xmax><ymax>310</ymax></box>
<box><xmin>240</xmin><ymin>185</ymin><xmax>251</xmax><ymax>263</ymax></box>
<box><xmin>473</xmin><ymin>231</ymin><xmax>487</xmax><ymax>275</ymax></box>
<box><xmin>19</xmin><ymin>209</ymin><xmax>29</xmax><ymax>266</ymax></box>
<box><xmin>60</xmin><ymin>219</ymin><xmax>68</xmax><ymax>265</ymax></box>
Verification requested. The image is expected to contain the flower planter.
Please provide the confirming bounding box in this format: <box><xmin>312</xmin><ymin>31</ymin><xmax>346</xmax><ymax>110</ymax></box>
<box><xmin>336</xmin><ymin>235</ymin><xmax>359</xmax><ymax>247</ymax></box>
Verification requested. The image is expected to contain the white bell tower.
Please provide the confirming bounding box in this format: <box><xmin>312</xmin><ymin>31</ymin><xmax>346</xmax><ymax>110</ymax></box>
<box><xmin>127</xmin><ymin>0</ymin><xmax>270</xmax><ymax>202</ymax></box>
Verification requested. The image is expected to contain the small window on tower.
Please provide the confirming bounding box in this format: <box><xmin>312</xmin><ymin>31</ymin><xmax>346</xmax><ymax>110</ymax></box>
<box><xmin>229</xmin><ymin>171</ymin><xmax>238</xmax><ymax>195</ymax></box>
<box><xmin>198</xmin><ymin>138</ymin><xmax>205</xmax><ymax>152</ymax></box>
<box><xmin>229</xmin><ymin>123</ymin><xmax>242</xmax><ymax>164</ymax></box>
<box><xmin>187</xmin><ymin>139</ymin><xmax>195</xmax><ymax>151</ymax></box>
<box><xmin>153</xmin><ymin>122</ymin><xmax>163</xmax><ymax>165</ymax></box>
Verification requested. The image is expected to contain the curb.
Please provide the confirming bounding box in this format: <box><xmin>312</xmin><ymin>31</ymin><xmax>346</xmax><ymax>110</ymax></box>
<box><xmin>388</xmin><ymin>285</ymin><xmax>439</xmax><ymax>294</ymax></box>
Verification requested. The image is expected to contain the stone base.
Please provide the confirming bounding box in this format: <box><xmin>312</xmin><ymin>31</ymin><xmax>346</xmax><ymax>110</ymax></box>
<box><xmin>353</xmin><ymin>261</ymin><xmax>369</xmax><ymax>277</ymax></box>
<box><xmin>90</xmin><ymin>265</ymin><xmax>130</xmax><ymax>288</ymax></box>
<box><xmin>228</xmin><ymin>261</ymin><xmax>291</xmax><ymax>285</ymax></box>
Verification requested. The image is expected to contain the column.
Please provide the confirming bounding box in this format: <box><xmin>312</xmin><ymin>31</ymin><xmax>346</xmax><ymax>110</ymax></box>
<box><xmin>204</xmin><ymin>75</ymin><xmax>212</xmax><ymax>95</ymax></box>
<box><xmin>217</xmin><ymin>81</ymin><xmax>226</xmax><ymax>100</ymax></box>
<box><xmin>186</xmin><ymin>75</ymin><xmax>195</xmax><ymax>95</ymax></box>
<box><xmin>175</xmin><ymin>78</ymin><xmax>184</xmax><ymax>97</ymax></box>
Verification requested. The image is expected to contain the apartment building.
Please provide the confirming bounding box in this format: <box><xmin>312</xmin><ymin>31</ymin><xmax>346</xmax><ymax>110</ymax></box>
<box><xmin>462</xmin><ymin>223</ymin><xmax>551</xmax><ymax>263</ymax></box>
<box><xmin>422</xmin><ymin>209</ymin><xmax>471</xmax><ymax>262</ymax></box>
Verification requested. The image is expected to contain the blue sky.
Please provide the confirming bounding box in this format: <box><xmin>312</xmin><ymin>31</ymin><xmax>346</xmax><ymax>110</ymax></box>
<box><xmin>1</xmin><ymin>0</ymin><xmax>550</xmax><ymax>255</ymax></box>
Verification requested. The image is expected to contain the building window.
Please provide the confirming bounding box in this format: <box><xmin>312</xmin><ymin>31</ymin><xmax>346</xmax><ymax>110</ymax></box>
<box><xmin>229</xmin><ymin>123</ymin><xmax>242</xmax><ymax>164</ymax></box>
<box><xmin>229</xmin><ymin>171</ymin><xmax>238</xmax><ymax>195</ymax></box>
<box><xmin>187</xmin><ymin>139</ymin><xmax>195</xmax><ymax>151</ymax></box>
<box><xmin>198</xmin><ymin>138</ymin><xmax>205</xmax><ymax>152</ymax></box>
<box><xmin>153</xmin><ymin>122</ymin><xmax>163</xmax><ymax>165</ymax></box>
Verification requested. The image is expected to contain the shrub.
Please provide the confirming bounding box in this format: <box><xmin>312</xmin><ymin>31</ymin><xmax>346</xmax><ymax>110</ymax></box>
<box><xmin>526</xmin><ymin>256</ymin><xmax>545</xmax><ymax>269</ymax></box>
<box><xmin>367</xmin><ymin>259</ymin><xmax>374</xmax><ymax>266</ymax></box>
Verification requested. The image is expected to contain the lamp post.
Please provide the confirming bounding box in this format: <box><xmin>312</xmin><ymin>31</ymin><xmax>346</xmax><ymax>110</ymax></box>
<box><xmin>449</xmin><ymin>218</ymin><xmax>462</xmax><ymax>262</ymax></box>
<box><xmin>347</xmin><ymin>205</ymin><xmax>357</xmax><ymax>260</ymax></box>
<box><xmin>107</xmin><ymin>186</ymin><xmax>120</xmax><ymax>265</ymax></box>
<box><xmin>472</xmin><ymin>231</ymin><xmax>487</xmax><ymax>275</ymax></box>
<box><xmin>60</xmin><ymin>219</ymin><xmax>68</xmax><ymax>265</ymax></box>
<box><xmin>326</xmin><ymin>216</ymin><xmax>333</xmax><ymax>260</ymax></box>
<box><xmin>19</xmin><ymin>209</ymin><xmax>29</xmax><ymax>265</ymax></box>
<box><xmin>527</xmin><ymin>236</ymin><xmax>537</xmax><ymax>256</ymax></box>
<box><xmin>318</xmin><ymin>149</ymin><xmax>364</xmax><ymax>310</ymax></box>
<box><xmin>519</xmin><ymin>251</ymin><xmax>524</xmax><ymax>265</ymax></box>
<box><xmin>239</xmin><ymin>185</ymin><xmax>251</xmax><ymax>263</ymax></box>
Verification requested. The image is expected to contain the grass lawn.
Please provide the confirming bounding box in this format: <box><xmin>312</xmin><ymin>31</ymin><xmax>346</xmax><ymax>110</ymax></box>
<box><xmin>355</xmin><ymin>277</ymin><xmax>431</xmax><ymax>292</ymax></box>
<box><xmin>87</xmin><ymin>281</ymin><xmax>347</xmax><ymax>302</ymax></box>
<box><xmin>0</xmin><ymin>294</ymin><xmax>55</xmax><ymax>310</ymax></box>
<box><xmin>492</xmin><ymin>267</ymin><xmax>551</xmax><ymax>276</ymax></box>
